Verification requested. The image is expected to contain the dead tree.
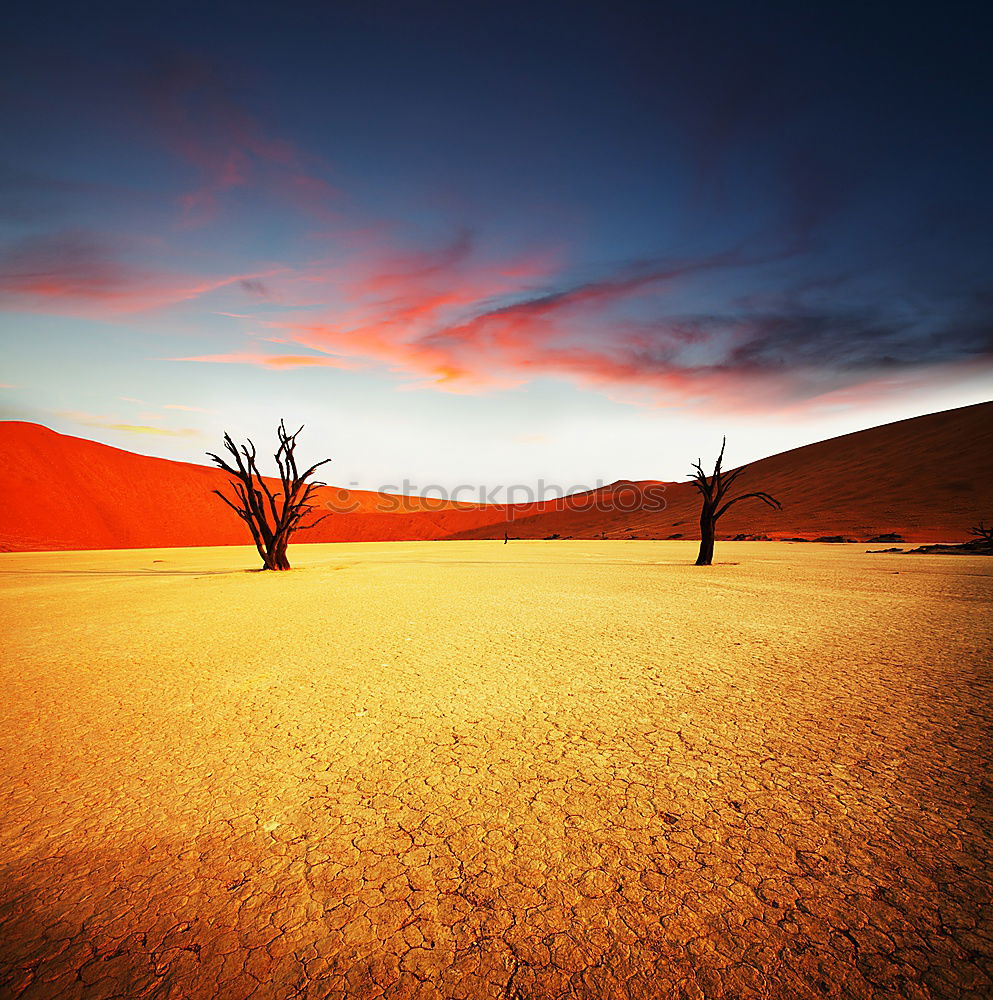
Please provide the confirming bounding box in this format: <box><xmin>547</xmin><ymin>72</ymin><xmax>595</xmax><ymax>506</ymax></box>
<box><xmin>690</xmin><ymin>438</ymin><xmax>781</xmax><ymax>566</ymax></box>
<box><xmin>970</xmin><ymin>520</ymin><xmax>993</xmax><ymax>551</ymax></box>
<box><xmin>207</xmin><ymin>421</ymin><xmax>331</xmax><ymax>570</ymax></box>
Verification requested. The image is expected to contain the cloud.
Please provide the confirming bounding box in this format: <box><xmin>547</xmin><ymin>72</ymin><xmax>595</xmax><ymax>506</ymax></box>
<box><xmin>718</xmin><ymin>290</ymin><xmax>993</xmax><ymax>374</ymax></box>
<box><xmin>0</xmin><ymin>229</ymin><xmax>283</xmax><ymax>315</ymax></box>
<box><xmin>146</xmin><ymin>53</ymin><xmax>338</xmax><ymax>227</ymax></box>
<box><xmin>104</xmin><ymin>424</ymin><xmax>203</xmax><ymax>437</ymax></box>
<box><xmin>166</xmin><ymin>351</ymin><xmax>359</xmax><ymax>370</ymax></box>
<box><xmin>239</xmin><ymin>278</ymin><xmax>269</xmax><ymax>298</ymax></box>
<box><xmin>202</xmin><ymin>232</ymin><xmax>565</xmax><ymax>387</ymax></box>
<box><xmin>245</xmin><ymin>248</ymin><xmax>755</xmax><ymax>395</ymax></box>
<box><xmin>5</xmin><ymin>44</ymin><xmax>986</xmax><ymax>414</ymax></box>
<box><xmin>167</xmin><ymin>236</ymin><xmax>993</xmax><ymax>408</ymax></box>
<box><xmin>100</xmin><ymin>423</ymin><xmax>202</xmax><ymax>437</ymax></box>
<box><xmin>56</xmin><ymin>410</ymin><xmax>200</xmax><ymax>436</ymax></box>
<box><xmin>0</xmin><ymin>230</ymin><xmax>127</xmax><ymax>304</ymax></box>
<box><xmin>414</xmin><ymin>250</ymin><xmax>745</xmax><ymax>360</ymax></box>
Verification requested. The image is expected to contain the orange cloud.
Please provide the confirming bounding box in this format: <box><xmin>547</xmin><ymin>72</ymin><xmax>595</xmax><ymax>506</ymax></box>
<box><xmin>167</xmin><ymin>351</ymin><xmax>359</xmax><ymax>370</ymax></box>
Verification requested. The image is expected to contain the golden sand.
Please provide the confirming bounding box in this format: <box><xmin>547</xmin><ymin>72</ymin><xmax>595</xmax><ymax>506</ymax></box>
<box><xmin>1</xmin><ymin>541</ymin><xmax>991</xmax><ymax>998</ymax></box>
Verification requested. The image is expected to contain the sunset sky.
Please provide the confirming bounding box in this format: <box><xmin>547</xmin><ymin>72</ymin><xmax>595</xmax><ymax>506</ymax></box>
<box><xmin>1</xmin><ymin>1</ymin><xmax>991</xmax><ymax>493</ymax></box>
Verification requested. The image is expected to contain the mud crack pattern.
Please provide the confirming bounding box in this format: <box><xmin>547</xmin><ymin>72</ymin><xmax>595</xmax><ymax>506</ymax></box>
<box><xmin>1</xmin><ymin>541</ymin><xmax>991</xmax><ymax>998</ymax></box>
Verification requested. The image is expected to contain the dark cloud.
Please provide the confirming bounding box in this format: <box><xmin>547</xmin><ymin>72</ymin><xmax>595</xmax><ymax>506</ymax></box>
<box><xmin>404</xmin><ymin>254</ymin><xmax>993</xmax><ymax>399</ymax></box>
<box><xmin>420</xmin><ymin>248</ymin><xmax>755</xmax><ymax>355</ymax></box>
<box><xmin>239</xmin><ymin>278</ymin><xmax>269</xmax><ymax>298</ymax></box>
<box><xmin>726</xmin><ymin>308</ymin><xmax>992</xmax><ymax>372</ymax></box>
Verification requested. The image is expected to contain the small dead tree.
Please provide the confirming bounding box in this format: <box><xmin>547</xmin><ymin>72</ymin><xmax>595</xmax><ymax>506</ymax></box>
<box><xmin>690</xmin><ymin>438</ymin><xmax>781</xmax><ymax>566</ymax></box>
<box><xmin>970</xmin><ymin>520</ymin><xmax>993</xmax><ymax>551</ymax></box>
<box><xmin>207</xmin><ymin>421</ymin><xmax>331</xmax><ymax>570</ymax></box>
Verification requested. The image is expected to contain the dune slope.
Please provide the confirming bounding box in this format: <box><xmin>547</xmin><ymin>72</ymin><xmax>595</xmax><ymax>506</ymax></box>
<box><xmin>0</xmin><ymin>423</ymin><xmax>507</xmax><ymax>551</ymax></box>
<box><xmin>0</xmin><ymin>401</ymin><xmax>990</xmax><ymax>551</ymax></box>
<box><xmin>453</xmin><ymin>401</ymin><xmax>993</xmax><ymax>543</ymax></box>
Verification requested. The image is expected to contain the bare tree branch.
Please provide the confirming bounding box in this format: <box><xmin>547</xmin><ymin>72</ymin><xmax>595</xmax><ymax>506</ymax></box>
<box><xmin>969</xmin><ymin>520</ymin><xmax>993</xmax><ymax>550</ymax></box>
<box><xmin>208</xmin><ymin>422</ymin><xmax>332</xmax><ymax>570</ymax></box>
<box><xmin>716</xmin><ymin>491</ymin><xmax>782</xmax><ymax>519</ymax></box>
<box><xmin>689</xmin><ymin>439</ymin><xmax>781</xmax><ymax>565</ymax></box>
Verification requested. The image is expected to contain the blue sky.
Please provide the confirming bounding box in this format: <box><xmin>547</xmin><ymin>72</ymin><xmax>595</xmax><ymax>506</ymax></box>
<box><xmin>1</xmin><ymin>1</ymin><xmax>991</xmax><ymax>491</ymax></box>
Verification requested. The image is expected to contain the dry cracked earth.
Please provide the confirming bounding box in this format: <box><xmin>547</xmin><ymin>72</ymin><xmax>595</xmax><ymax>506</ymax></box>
<box><xmin>0</xmin><ymin>540</ymin><xmax>991</xmax><ymax>999</ymax></box>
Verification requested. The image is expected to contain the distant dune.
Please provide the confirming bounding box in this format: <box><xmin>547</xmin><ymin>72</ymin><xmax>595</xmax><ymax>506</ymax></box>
<box><xmin>0</xmin><ymin>401</ymin><xmax>990</xmax><ymax>551</ymax></box>
<box><xmin>454</xmin><ymin>401</ymin><xmax>993</xmax><ymax>544</ymax></box>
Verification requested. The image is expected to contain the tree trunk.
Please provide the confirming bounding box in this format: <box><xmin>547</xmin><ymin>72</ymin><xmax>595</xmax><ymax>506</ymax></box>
<box><xmin>696</xmin><ymin>508</ymin><xmax>716</xmax><ymax>566</ymax></box>
<box><xmin>264</xmin><ymin>543</ymin><xmax>291</xmax><ymax>570</ymax></box>
<box><xmin>690</xmin><ymin>439</ymin><xmax>780</xmax><ymax>566</ymax></box>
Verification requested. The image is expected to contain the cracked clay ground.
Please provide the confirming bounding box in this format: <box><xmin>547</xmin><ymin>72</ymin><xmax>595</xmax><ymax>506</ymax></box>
<box><xmin>1</xmin><ymin>540</ymin><xmax>991</xmax><ymax>999</ymax></box>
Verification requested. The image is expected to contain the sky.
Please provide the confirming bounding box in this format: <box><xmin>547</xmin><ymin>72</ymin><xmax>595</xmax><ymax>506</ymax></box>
<box><xmin>1</xmin><ymin>0</ymin><xmax>991</xmax><ymax>495</ymax></box>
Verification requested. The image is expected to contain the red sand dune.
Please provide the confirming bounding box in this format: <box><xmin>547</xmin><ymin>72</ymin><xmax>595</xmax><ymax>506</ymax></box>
<box><xmin>0</xmin><ymin>401</ymin><xmax>990</xmax><ymax>552</ymax></box>
<box><xmin>0</xmin><ymin>424</ymin><xmax>507</xmax><ymax>552</ymax></box>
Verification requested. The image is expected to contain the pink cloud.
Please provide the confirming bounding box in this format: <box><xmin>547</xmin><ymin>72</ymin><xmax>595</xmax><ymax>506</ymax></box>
<box><xmin>8</xmin><ymin>220</ymin><xmax>924</xmax><ymax>410</ymax></box>
<box><xmin>0</xmin><ymin>229</ymin><xmax>284</xmax><ymax>316</ymax></box>
<box><xmin>147</xmin><ymin>54</ymin><xmax>338</xmax><ymax>228</ymax></box>
<box><xmin>239</xmin><ymin>246</ymin><xmax>758</xmax><ymax>400</ymax></box>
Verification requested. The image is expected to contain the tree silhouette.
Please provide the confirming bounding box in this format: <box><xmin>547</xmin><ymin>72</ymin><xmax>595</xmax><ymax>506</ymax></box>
<box><xmin>691</xmin><ymin>438</ymin><xmax>781</xmax><ymax>565</ymax></box>
<box><xmin>970</xmin><ymin>520</ymin><xmax>993</xmax><ymax>551</ymax></box>
<box><xmin>208</xmin><ymin>421</ymin><xmax>331</xmax><ymax>570</ymax></box>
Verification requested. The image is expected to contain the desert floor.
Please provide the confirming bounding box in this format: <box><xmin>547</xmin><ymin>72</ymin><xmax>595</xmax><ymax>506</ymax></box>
<box><xmin>1</xmin><ymin>541</ymin><xmax>991</xmax><ymax>1000</ymax></box>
